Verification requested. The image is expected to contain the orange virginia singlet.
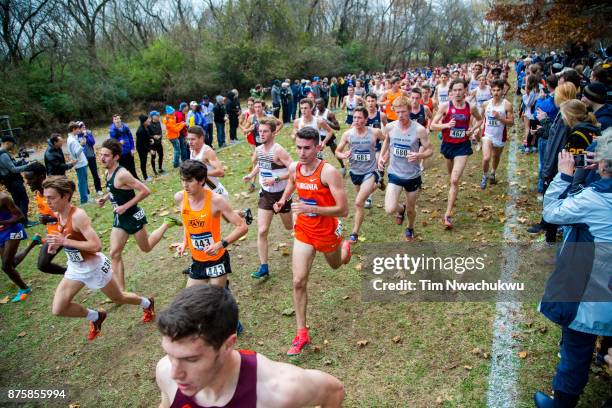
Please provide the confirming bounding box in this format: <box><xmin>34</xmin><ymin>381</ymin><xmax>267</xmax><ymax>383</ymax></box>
<box><xmin>294</xmin><ymin>160</ymin><xmax>342</xmax><ymax>253</ymax></box>
<box><xmin>36</xmin><ymin>191</ymin><xmax>59</xmax><ymax>235</ymax></box>
<box><xmin>182</xmin><ymin>190</ymin><xmax>225</xmax><ymax>262</ymax></box>
<box><xmin>385</xmin><ymin>90</ymin><xmax>403</xmax><ymax>121</ymax></box>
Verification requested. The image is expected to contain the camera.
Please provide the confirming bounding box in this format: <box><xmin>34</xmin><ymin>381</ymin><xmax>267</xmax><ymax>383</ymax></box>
<box><xmin>17</xmin><ymin>147</ymin><xmax>34</xmax><ymax>159</ymax></box>
<box><xmin>574</xmin><ymin>154</ymin><xmax>586</xmax><ymax>168</ymax></box>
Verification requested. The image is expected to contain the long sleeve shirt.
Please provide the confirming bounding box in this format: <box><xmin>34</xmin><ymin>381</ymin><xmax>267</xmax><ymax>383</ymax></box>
<box><xmin>109</xmin><ymin>124</ymin><xmax>135</xmax><ymax>155</ymax></box>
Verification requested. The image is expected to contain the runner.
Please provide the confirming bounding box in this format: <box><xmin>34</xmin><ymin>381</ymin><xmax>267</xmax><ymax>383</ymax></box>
<box><xmin>380</xmin><ymin>77</ymin><xmax>406</xmax><ymax>122</ymax></box>
<box><xmin>23</xmin><ymin>162</ymin><xmax>66</xmax><ymax>275</ymax></box>
<box><xmin>366</xmin><ymin>92</ymin><xmax>389</xmax><ymax>192</ymax></box>
<box><xmin>477</xmin><ymin>79</ymin><xmax>514</xmax><ymax>189</ymax></box>
<box><xmin>243</xmin><ymin>117</ymin><xmax>293</xmax><ymax>279</ymax></box>
<box><xmin>187</xmin><ymin>125</ymin><xmax>253</xmax><ymax>225</ymax></box>
<box><xmin>341</xmin><ymin>86</ymin><xmax>363</xmax><ymax>125</ymax></box>
<box><xmin>468</xmin><ymin>63</ymin><xmax>483</xmax><ymax>93</ymax></box>
<box><xmin>409</xmin><ymin>88</ymin><xmax>432</xmax><ymax>128</ymax></box>
<box><xmin>155</xmin><ymin>285</ymin><xmax>345</xmax><ymax>407</ymax></box>
<box><xmin>0</xmin><ymin>191</ymin><xmax>39</xmax><ymax>302</ymax></box>
<box><xmin>335</xmin><ymin>106</ymin><xmax>385</xmax><ymax>243</ymax></box>
<box><xmin>379</xmin><ymin>96</ymin><xmax>432</xmax><ymax>241</ymax></box>
<box><xmin>174</xmin><ymin>160</ymin><xmax>248</xmax><ymax>289</ymax></box>
<box><xmin>292</xmin><ymin>98</ymin><xmax>335</xmax><ymax>159</ymax></box>
<box><xmin>433</xmin><ymin>70</ymin><xmax>450</xmax><ymax>111</ymax></box>
<box><xmin>430</xmin><ymin>78</ymin><xmax>482</xmax><ymax>229</ymax></box>
<box><xmin>97</xmin><ymin>139</ymin><xmax>180</xmax><ymax>291</ymax></box>
<box><xmin>314</xmin><ymin>97</ymin><xmax>347</xmax><ymax>175</ymax></box>
<box><xmin>420</xmin><ymin>84</ymin><xmax>434</xmax><ymax>112</ymax></box>
<box><xmin>273</xmin><ymin>126</ymin><xmax>352</xmax><ymax>355</ymax></box>
<box><xmin>239</xmin><ymin>97</ymin><xmax>256</xmax><ymax>146</ymax></box>
<box><xmin>244</xmin><ymin>100</ymin><xmax>283</xmax><ymax>148</ymax></box>
<box><xmin>44</xmin><ymin>176</ymin><xmax>154</xmax><ymax>341</ymax></box>
<box><xmin>469</xmin><ymin>74</ymin><xmax>492</xmax><ymax>114</ymax></box>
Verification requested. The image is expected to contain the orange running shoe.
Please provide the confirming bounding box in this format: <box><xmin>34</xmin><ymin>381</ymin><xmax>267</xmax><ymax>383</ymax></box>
<box><xmin>287</xmin><ymin>334</ymin><xmax>310</xmax><ymax>356</ymax></box>
<box><xmin>142</xmin><ymin>297</ymin><xmax>155</xmax><ymax>323</ymax></box>
<box><xmin>87</xmin><ymin>310</ymin><xmax>107</xmax><ymax>341</ymax></box>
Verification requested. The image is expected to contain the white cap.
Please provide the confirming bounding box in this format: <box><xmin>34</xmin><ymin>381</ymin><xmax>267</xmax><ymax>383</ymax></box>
<box><xmin>189</xmin><ymin>101</ymin><xmax>198</xmax><ymax>107</ymax></box>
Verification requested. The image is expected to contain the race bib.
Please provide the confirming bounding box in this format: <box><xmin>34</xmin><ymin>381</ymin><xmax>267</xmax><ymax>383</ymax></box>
<box><xmin>259</xmin><ymin>160</ymin><xmax>272</xmax><ymax>170</ymax></box>
<box><xmin>190</xmin><ymin>232</ymin><xmax>214</xmax><ymax>251</ymax></box>
<box><xmin>65</xmin><ymin>248</ymin><xmax>84</xmax><ymax>263</ymax></box>
<box><xmin>486</xmin><ymin>117</ymin><xmax>500</xmax><ymax>127</ymax></box>
<box><xmin>261</xmin><ymin>171</ymin><xmax>273</xmax><ymax>179</ymax></box>
<box><xmin>392</xmin><ymin>144</ymin><xmax>410</xmax><ymax>158</ymax></box>
<box><xmin>353</xmin><ymin>150</ymin><xmax>371</xmax><ymax>162</ymax></box>
<box><xmin>133</xmin><ymin>208</ymin><xmax>145</xmax><ymax>221</ymax></box>
<box><xmin>300</xmin><ymin>198</ymin><xmax>318</xmax><ymax>217</ymax></box>
<box><xmin>440</xmin><ymin>94</ymin><xmax>448</xmax><ymax>102</ymax></box>
<box><xmin>9</xmin><ymin>230</ymin><xmax>24</xmax><ymax>240</ymax></box>
<box><xmin>205</xmin><ymin>263</ymin><xmax>226</xmax><ymax>278</ymax></box>
<box><xmin>100</xmin><ymin>257</ymin><xmax>111</xmax><ymax>274</ymax></box>
<box><xmin>449</xmin><ymin>128</ymin><xmax>466</xmax><ymax>139</ymax></box>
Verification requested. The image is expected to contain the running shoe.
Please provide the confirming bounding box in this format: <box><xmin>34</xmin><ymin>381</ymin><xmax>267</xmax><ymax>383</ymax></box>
<box><xmin>349</xmin><ymin>233</ymin><xmax>359</xmax><ymax>243</ymax></box>
<box><xmin>395</xmin><ymin>204</ymin><xmax>406</xmax><ymax>225</ymax></box>
<box><xmin>87</xmin><ymin>310</ymin><xmax>107</xmax><ymax>341</ymax></box>
<box><xmin>164</xmin><ymin>216</ymin><xmax>182</xmax><ymax>227</ymax></box>
<box><xmin>31</xmin><ymin>234</ymin><xmax>42</xmax><ymax>245</ymax></box>
<box><xmin>364</xmin><ymin>198</ymin><xmax>372</xmax><ymax>209</ymax></box>
<box><xmin>145</xmin><ymin>177</ymin><xmax>153</xmax><ymax>182</ymax></box>
<box><xmin>251</xmin><ymin>267</ymin><xmax>269</xmax><ymax>279</ymax></box>
<box><xmin>442</xmin><ymin>215</ymin><xmax>453</xmax><ymax>229</ymax></box>
<box><xmin>287</xmin><ymin>334</ymin><xmax>310</xmax><ymax>356</ymax></box>
<box><xmin>404</xmin><ymin>228</ymin><xmax>415</xmax><ymax>242</ymax></box>
<box><xmin>237</xmin><ymin>320</ymin><xmax>244</xmax><ymax>336</ymax></box>
<box><xmin>142</xmin><ymin>297</ymin><xmax>155</xmax><ymax>323</ymax></box>
<box><xmin>489</xmin><ymin>173</ymin><xmax>497</xmax><ymax>185</ymax></box>
<box><xmin>527</xmin><ymin>223</ymin><xmax>544</xmax><ymax>234</ymax></box>
<box><xmin>243</xmin><ymin>208</ymin><xmax>253</xmax><ymax>225</ymax></box>
<box><xmin>480</xmin><ymin>175</ymin><xmax>488</xmax><ymax>190</ymax></box>
<box><xmin>11</xmin><ymin>287</ymin><xmax>31</xmax><ymax>303</ymax></box>
<box><xmin>248</xmin><ymin>182</ymin><xmax>256</xmax><ymax>193</ymax></box>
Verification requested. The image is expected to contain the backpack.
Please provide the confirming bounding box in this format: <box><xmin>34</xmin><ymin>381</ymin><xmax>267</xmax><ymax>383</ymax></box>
<box><xmin>564</xmin><ymin>122</ymin><xmax>600</xmax><ymax>155</ymax></box>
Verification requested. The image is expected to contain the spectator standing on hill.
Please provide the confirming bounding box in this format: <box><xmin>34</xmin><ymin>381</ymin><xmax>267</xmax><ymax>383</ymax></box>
<box><xmin>77</xmin><ymin>122</ymin><xmax>103</xmax><ymax>195</ymax></box>
<box><xmin>148</xmin><ymin>111</ymin><xmax>165</xmax><ymax>175</ymax></box>
<box><xmin>109</xmin><ymin>114</ymin><xmax>138</xmax><ymax>178</ymax></box>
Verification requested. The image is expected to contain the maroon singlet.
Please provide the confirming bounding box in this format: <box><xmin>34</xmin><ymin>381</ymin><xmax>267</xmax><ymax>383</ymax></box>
<box><xmin>441</xmin><ymin>101</ymin><xmax>471</xmax><ymax>144</ymax></box>
<box><xmin>170</xmin><ymin>350</ymin><xmax>257</xmax><ymax>408</ymax></box>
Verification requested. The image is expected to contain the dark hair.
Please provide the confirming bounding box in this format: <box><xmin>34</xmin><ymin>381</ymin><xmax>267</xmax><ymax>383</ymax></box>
<box><xmin>42</xmin><ymin>176</ymin><xmax>75</xmax><ymax>199</ymax></box>
<box><xmin>422</xmin><ymin>84</ymin><xmax>431</xmax><ymax>90</ymax></box>
<box><xmin>449</xmin><ymin>78</ymin><xmax>467</xmax><ymax>90</ymax></box>
<box><xmin>253</xmin><ymin>99</ymin><xmax>264</xmax><ymax>106</ymax></box>
<box><xmin>561</xmin><ymin>69</ymin><xmax>581</xmax><ymax>89</ymax></box>
<box><xmin>592</xmin><ymin>65</ymin><xmax>610</xmax><ymax>86</ymax></box>
<box><xmin>258</xmin><ymin>117</ymin><xmax>277</xmax><ymax>133</ymax></box>
<box><xmin>353</xmin><ymin>106</ymin><xmax>368</xmax><ymax>118</ymax></box>
<box><xmin>26</xmin><ymin>161</ymin><xmax>47</xmax><ymax>177</ymax></box>
<box><xmin>411</xmin><ymin>87</ymin><xmax>422</xmax><ymax>97</ymax></box>
<box><xmin>179</xmin><ymin>159</ymin><xmax>208</xmax><ymax>182</ymax></box>
<box><xmin>187</xmin><ymin>125</ymin><xmax>205</xmax><ymax>138</ymax></box>
<box><xmin>67</xmin><ymin>121</ymin><xmax>80</xmax><ymax>132</ymax></box>
<box><xmin>525</xmin><ymin>74</ymin><xmax>539</xmax><ymax>92</ymax></box>
<box><xmin>299</xmin><ymin>98</ymin><xmax>314</xmax><ymax>108</ymax></box>
<box><xmin>102</xmin><ymin>139</ymin><xmax>122</xmax><ymax>158</ymax></box>
<box><xmin>295</xmin><ymin>126</ymin><xmax>319</xmax><ymax>143</ymax></box>
<box><xmin>50</xmin><ymin>133</ymin><xmax>62</xmax><ymax>144</ymax></box>
<box><xmin>490</xmin><ymin>79</ymin><xmax>505</xmax><ymax>90</ymax></box>
<box><xmin>365</xmin><ymin>93</ymin><xmax>378</xmax><ymax>100</ymax></box>
<box><xmin>157</xmin><ymin>285</ymin><xmax>238</xmax><ymax>349</ymax></box>
<box><xmin>545</xmin><ymin>74</ymin><xmax>558</xmax><ymax>89</ymax></box>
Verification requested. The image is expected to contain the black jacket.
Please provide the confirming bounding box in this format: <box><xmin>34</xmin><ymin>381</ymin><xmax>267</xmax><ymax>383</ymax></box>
<box><xmin>213</xmin><ymin>103</ymin><xmax>226</xmax><ymax>123</ymax></box>
<box><xmin>44</xmin><ymin>141</ymin><xmax>73</xmax><ymax>176</ymax></box>
<box><xmin>136</xmin><ymin>123</ymin><xmax>153</xmax><ymax>151</ymax></box>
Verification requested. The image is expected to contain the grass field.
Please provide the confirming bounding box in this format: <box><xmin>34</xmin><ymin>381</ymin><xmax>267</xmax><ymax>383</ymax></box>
<box><xmin>0</xmin><ymin>97</ymin><xmax>610</xmax><ymax>407</ymax></box>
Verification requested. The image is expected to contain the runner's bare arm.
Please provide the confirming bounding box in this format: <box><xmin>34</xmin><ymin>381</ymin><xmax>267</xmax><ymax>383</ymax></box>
<box><xmin>503</xmin><ymin>100</ymin><xmax>515</xmax><ymax>126</ymax></box>
<box><xmin>291</xmin><ymin>119</ymin><xmax>300</xmax><ymax>141</ymax></box>
<box><xmin>416</xmin><ymin>126</ymin><xmax>433</xmax><ymax>159</ymax></box>
<box><xmin>243</xmin><ymin>150</ymin><xmax>259</xmax><ymax>181</ymax></box>
<box><xmin>273</xmin><ymin>162</ymin><xmax>296</xmax><ymax>212</ymax></box>
<box><xmin>114</xmin><ymin>169</ymin><xmax>151</xmax><ymax>214</ymax></box>
<box><xmin>274</xmin><ymin>116</ymin><xmax>284</xmax><ymax>134</ymax></box>
<box><xmin>274</xmin><ymin>147</ymin><xmax>293</xmax><ymax>181</ymax></box>
<box><xmin>307</xmin><ymin>163</ymin><xmax>347</xmax><ymax>217</ymax></box>
<box><xmin>211</xmin><ymin>194</ymin><xmax>248</xmax><ymax>247</ymax></box>
<box><xmin>380</xmin><ymin>111</ymin><xmax>388</xmax><ymax>127</ymax></box>
<box><xmin>378</xmin><ymin>126</ymin><xmax>390</xmax><ymax>170</ymax></box>
<box><xmin>334</xmin><ymin>131</ymin><xmax>351</xmax><ymax>160</ymax></box>
<box><xmin>0</xmin><ymin>193</ymin><xmax>25</xmax><ymax>225</ymax></box>
<box><xmin>429</xmin><ymin>103</ymin><xmax>449</xmax><ymax>131</ymax></box>
<box><xmin>326</xmin><ymin>111</ymin><xmax>341</xmax><ymax>131</ymax></box>
<box><xmin>155</xmin><ymin>357</ymin><xmax>174</xmax><ymax>408</ymax></box>
<box><xmin>204</xmin><ymin>149</ymin><xmax>225</xmax><ymax>177</ymax></box>
<box><xmin>174</xmin><ymin>191</ymin><xmax>188</xmax><ymax>255</ymax></box>
<box><xmin>319</xmin><ymin>119</ymin><xmax>335</xmax><ymax>146</ymax></box>
<box><xmin>259</xmin><ymin>357</ymin><xmax>345</xmax><ymax>408</ymax></box>
<box><xmin>51</xmin><ymin>208</ymin><xmax>102</xmax><ymax>253</ymax></box>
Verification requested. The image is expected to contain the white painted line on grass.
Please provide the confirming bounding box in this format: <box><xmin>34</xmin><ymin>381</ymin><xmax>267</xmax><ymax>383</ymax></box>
<box><xmin>486</xmin><ymin>101</ymin><xmax>523</xmax><ymax>407</ymax></box>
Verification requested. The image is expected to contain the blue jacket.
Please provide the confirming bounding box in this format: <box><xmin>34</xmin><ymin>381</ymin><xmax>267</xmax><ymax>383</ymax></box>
<box><xmin>109</xmin><ymin>123</ymin><xmax>134</xmax><ymax>155</ymax></box>
<box><xmin>595</xmin><ymin>103</ymin><xmax>612</xmax><ymax>131</ymax></box>
<box><xmin>539</xmin><ymin>173</ymin><xmax>612</xmax><ymax>336</ymax></box>
<box><xmin>535</xmin><ymin>94</ymin><xmax>558</xmax><ymax>119</ymax></box>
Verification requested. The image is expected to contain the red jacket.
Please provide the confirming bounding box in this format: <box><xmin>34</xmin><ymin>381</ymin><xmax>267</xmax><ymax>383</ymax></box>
<box><xmin>175</xmin><ymin>111</ymin><xmax>188</xmax><ymax>136</ymax></box>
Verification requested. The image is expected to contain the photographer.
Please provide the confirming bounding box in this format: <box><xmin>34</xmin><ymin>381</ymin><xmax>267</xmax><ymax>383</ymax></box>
<box><xmin>534</xmin><ymin>135</ymin><xmax>612</xmax><ymax>408</ymax></box>
<box><xmin>44</xmin><ymin>133</ymin><xmax>75</xmax><ymax>176</ymax></box>
<box><xmin>0</xmin><ymin>135</ymin><xmax>34</xmax><ymax>226</ymax></box>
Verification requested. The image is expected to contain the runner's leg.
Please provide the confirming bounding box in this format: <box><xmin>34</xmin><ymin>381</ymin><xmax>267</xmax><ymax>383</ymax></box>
<box><xmin>292</xmin><ymin>239</ymin><xmax>317</xmax><ymax>330</ymax></box>
<box><xmin>51</xmin><ymin>278</ymin><xmax>87</xmax><ymax>317</ymax></box>
<box><xmin>445</xmin><ymin>155</ymin><xmax>469</xmax><ymax>217</ymax></box>
<box><xmin>109</xmin><ymin>228</ymin><xmax>129</xmax><ymax>291</ymax></box>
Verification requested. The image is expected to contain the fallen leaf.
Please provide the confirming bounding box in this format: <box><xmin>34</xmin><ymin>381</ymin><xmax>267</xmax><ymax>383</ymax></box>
<box><xmin>313</xmin><ymin>346</ymin><xmax>321</xmax><ymax>353</ymax></box>
<box><xmin>342</xmin><ymin>295</ymin><xmax>350</xmax><ymax>300</ymax></box>
<box><xmin>357</xmin><ymin>236</ymin><xmax>366</xmax><ymax>242</ymax></box>
<box><xmin>463</xmin><ymin>365</ymin><xmax>473</xmax><ymax>371</ymax></box>
<box><xmin>356</xmin><ymin>340</ymin><xmax>369</xmax><ymax>348</ymax></box>
<box><xmin>470</xmin><ymin>347</ymin><xmax>482</xmax><ymax>355</ymax></box>
<box><xmin>392</xmin><ymin>336</ymin><xmax>401</xmax><ymax>344</ymax></box>
<box><xmin>282</xmin><ymin>248</ymin><xmax>290</xmax><ymax>256</ymax></box>
<box><xmin>323</xmin><ymin>359</ymin><xmax>332</xmax><ymax>366</ymax></box>
<box><xmin>0</xmin><ymin>296</ymin><xmax>9</xmax><ymax>304</ymax></box>
<box><xmin>281</xmin><ymin>308</ymin><xmax>295</xmax><ymax>316</ymax></box>
<box><xmin>355</xmin><ymin>263</ymin><xmax>362</xmax><ymax>271</ymax></box>
<box><xmin>324</xmin><ymin>339</ymin><xmax>329</xmax><ymax>345</ymax></box>
<box><xmin>436</xmin><ymin>396</ymin><xmax>444</xmax><ymax>405</ymax></box>
<box><xmin>17</xmin><ymin>331</ymin><xmax>27</xmax><ymax>338</ymax></box>
<box><xmin>238</xmin><ymin>236</ymin><xmax>247</xmax><ymax>241</ymax></box>
<box><xmin>159</xmin><ymin>210</ymin><xmax>170</xmax><ymax>217</ymax></box>
<box><xmin>518</xmin><ymin>351</ymin><xmax>528</xmax><ymax>359</ymax></box>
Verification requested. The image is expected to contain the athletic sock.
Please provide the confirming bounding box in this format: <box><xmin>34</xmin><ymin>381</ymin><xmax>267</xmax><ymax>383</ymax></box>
<box><xmin>86</xmin><ymin>309</ymin><xmax>99</xmax><ymax>322</ymax></box>
<box><xmin>140</xmin><ymin>297</ymin><xmax>151</xmax><ymax>309</ymax></box>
